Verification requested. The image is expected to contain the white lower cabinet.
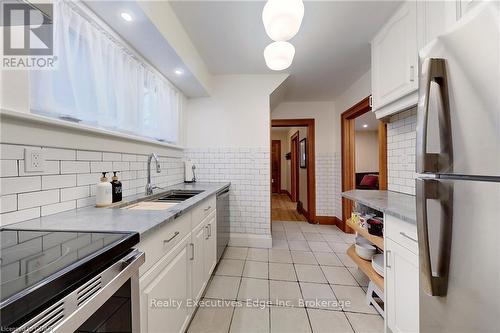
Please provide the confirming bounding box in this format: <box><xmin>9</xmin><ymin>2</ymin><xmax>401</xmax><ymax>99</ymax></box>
<box><xmin>385</xmin><ymin>238</ymin><xmax>419</xmax><ymax>333</ymax></box>
<box><xmin>204</xmin><ymin>213</ymin><xmax>217</xmax><ymax>278</ymax></box>
<box><xmin>191</xmin><ymin>220</ymin><xmax>207</xmax><ymax>302</ymax></box>
<box><xmin>138</xmin><ymin>196</ymin><xmax>217</xmax><ymax>333</ymax></box>
<box><xmin>140</xmin><ymin>236</ymin><xmax>191</xmax><ymax>333</ymax></box>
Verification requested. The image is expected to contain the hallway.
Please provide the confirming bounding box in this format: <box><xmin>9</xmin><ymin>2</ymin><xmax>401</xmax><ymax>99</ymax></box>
<box><xmin>272</xmin><ymin>194</ymin><xmax>307</xmax><ymax>222</ymax></box>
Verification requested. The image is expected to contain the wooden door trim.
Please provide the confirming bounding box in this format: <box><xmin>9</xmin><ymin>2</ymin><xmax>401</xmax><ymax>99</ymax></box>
<box><xmin>271</xmin><ymin>140</ymin><xmax>281</xmax><ymax>194</ymax></box>
<box><xmin>290</xmin><ymin>132</ymin><xmax>299</xmax><ymax>202</ymax></box>
<box><xmin>271</xmin><ymin>118</ymin><xmax>316</xmax><ymax>223</ymax></box>
<box><xmin>341</xmin><ymin>96</ymin><xmax>388</xmax><ymax>232</ymax></box>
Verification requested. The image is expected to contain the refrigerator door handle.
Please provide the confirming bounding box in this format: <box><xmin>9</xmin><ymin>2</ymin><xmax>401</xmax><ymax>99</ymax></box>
<box><xmin>416</xmin><ymin>178</ymin><xmax>453</xmax><ymax>297</ymax></box>
<box><xmin>416</xmin><ymin>58</ymin><xmax>453</xmax><ymax>174</ymax></box>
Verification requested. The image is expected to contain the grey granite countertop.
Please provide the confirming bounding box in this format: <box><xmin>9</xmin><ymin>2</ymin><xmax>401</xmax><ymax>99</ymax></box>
<box><xmin>3</xmin><ymin>182</ymin><xmax>230</xmax><ymax>238</ymax></box>
<box><xmin>342</xmin><ymin>190</ymin><xmax>416</xmax><ymax>224</ymax></box>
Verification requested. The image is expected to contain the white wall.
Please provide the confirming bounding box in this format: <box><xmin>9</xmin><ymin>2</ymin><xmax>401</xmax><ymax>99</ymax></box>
<box><xmin>355</xmin><ymin>131</ymin><xmax>379</xmax><ymax>173</ymax></box>
<box><xmin>185</xmin><ymin>74</ymin><xmax>287</xmax><ymax>247</ymax></box>
<box><xmin>335</xmin><ymin>70</ymin><xmax>371</xmax><ymax>115</ymax></box>
<box><xmin>272</xmin><ymin>102</ymin><xmax>336</xmax><ymax>155</ymax></box>
<box><xmin>186</xmin><ymin>75</ymin><xmax>287</xmax><ymax>148</ymax></box>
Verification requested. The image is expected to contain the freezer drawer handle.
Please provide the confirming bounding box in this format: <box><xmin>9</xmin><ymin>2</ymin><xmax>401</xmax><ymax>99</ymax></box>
<box><xmin>416</xmin><ymin>178</ymin><xmax>453</xmax><ymax>297</ymax></box>
<box><xmin>416</xmin><ymin>58</ymin><xmax>453</xmax><ymax>174</ymax></box>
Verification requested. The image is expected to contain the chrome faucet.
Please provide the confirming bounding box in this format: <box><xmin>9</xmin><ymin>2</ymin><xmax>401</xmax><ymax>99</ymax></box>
<box><xmin>145</xmin><ymin>153</ymin><xmax>161</xmax><ymax>195</ymax></box>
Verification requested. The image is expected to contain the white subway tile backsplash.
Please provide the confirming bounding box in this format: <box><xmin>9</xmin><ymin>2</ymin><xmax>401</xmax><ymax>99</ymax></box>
<box><xmin>387</xmin><ymin>108</ymin><xmax>417</xmax><ymax>195</ymax></box>
<box><xmin>43</xmin><ymin>147</ymin><xmax>76</xmax><ymax>161</ymax></box>
<box><xmin>90</xmin><ymin>161</ymin><xmax>113</xmax><ymax>173</ymax></box>
<box><xmin>61</xmin><ymin>186</ymin><xmax>90</xmax><ymax>201</ymax></box>
<box><xmin>0</xmin><ymin>144</ymin><xmax>184</xmax><ymax>224</ymax></box>
<box><xmin>41</xmin><ymin>201</ymin><xmax>76</xmax><ymax>217</ymax></box>
<box><xmin>185</xmin><ymin>147</ymin><xmax>270</xmax><ymax>236</ymax></box>
<box><xmin>1</xmin><ymin>160</ymin><xmax>18</xmax><ymax>177</ymax></box>
<box><xmin>77</xmin><ymin>150</ymin><xmax>102</xmax><ymax>161</ymax></box>
<box><xmin>0</xmin><ymin>195</ymin><xmax>17</xmax><ymax>213</ymax></box>
<box><xmin>18</xmin><ymin>190</ymin><xmax>59</xmax><ymax>210</ymax></box>
<box><xmin>61</xmin><ymin>161</ymin><xmax>90</xmax><ymax>174</ymax></box>
<box><xmin>19</xmin><ymin>160</ymin><xmax>60</xmax><ymax>176</ymax></box>
<box><xmin>42</xmin><ymin>174</ymin><xmax>77</xmax><ymax>190</ymax></box>
<box><xmin>102</xmin><ymin>152</ymin><xmax>121</xmax><ymax>161</ymax></box>
<box><xmin>1</xmin><ymin>144</ymin><xmax>25</xmax><ymax>160</ymax></box>
<box><xmin>1</xmin><ymin>176</ymin><xmax>41</xmax><ymax>195</ymax></box>
<box><xmin>0</xmin><ymin>207</ymin><xmax>40</xmax><ymax>226</ymax></box>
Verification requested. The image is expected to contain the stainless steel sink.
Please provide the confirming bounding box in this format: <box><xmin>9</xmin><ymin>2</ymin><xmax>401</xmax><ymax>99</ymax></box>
<box><xmin>116</xmin><ymin>189</ymin><xmax>205</xmax><ymax>210</ymax></box>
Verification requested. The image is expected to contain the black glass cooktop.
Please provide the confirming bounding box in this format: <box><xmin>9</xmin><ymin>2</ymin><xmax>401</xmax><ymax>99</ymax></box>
<box><xmin>0</xmin><ymin>228</ymin><xmax>139</xmax><ymax>329</ymax></box>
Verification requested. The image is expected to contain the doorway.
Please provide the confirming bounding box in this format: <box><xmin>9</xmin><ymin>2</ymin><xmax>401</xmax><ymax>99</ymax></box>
<box><xmin>341</xmin><ymin>96</ymin><xmax>388</xmax><ymax>232</ymax></box>
<box><xmin>271</xmin><ymin>140</ymin><xmax>281</xmax><ymax>194</ymax></box>
<box><xmin>271</xmin><ymin>119</ymin><xmax>316</xmax><ymax>224</ymax></box>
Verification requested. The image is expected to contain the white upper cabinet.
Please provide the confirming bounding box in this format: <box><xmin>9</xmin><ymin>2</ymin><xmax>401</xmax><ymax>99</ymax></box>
<box><xmin>371</xmin><ymin>1</ymin><xmax>418</xmax><ymax>119</ymax></box>
<box><xmin>417</xmin><ymin>1</ymin><xmax>459</xmax><ymax>50</ymax></box>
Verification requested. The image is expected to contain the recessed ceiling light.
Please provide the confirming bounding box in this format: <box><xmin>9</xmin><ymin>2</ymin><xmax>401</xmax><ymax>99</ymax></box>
<box><xmin>120</xmin><ymin>12</ymin><xmax>133</xmax><ymax>22</ymax></box>
<box><xmin>363</xmin><ymin>124</ymin><xmax>368</xmax><ymax>128</ymax></box>
<box><xmin>174</xmin><ymin>69</ymin><xmax>184</xmax><ymax>75</ymax></box>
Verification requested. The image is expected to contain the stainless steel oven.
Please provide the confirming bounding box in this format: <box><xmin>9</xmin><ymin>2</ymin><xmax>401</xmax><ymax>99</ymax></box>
<box><xmin>0</xmin><ymin>229</ymin><xmax>144</xmax><ymax>333</ymax></box>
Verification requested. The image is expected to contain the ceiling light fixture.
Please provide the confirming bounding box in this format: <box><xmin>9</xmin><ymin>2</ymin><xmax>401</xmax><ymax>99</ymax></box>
<box><xmin>120</xmin><ymin>12</ymin><xmax>133</xmax><ymax>22</ymax></box>
<box><xmin>363</xmin><ymin>124</ymin><xmax>368</xmax><ymax>128</ymax></box>
<box><xmin>264</xmin><ymin>41</ymin><xmax>295</xmax><ymax>71</ymax></box>
<box><xmin>262</xmin><ymin>0</ymin><xmax>304</xmax><ymax>41</ymax></box>
<box><xmin>174</xmin><ymin>68</ymin><xmax>184</xmax><ymax>75</ymax></box>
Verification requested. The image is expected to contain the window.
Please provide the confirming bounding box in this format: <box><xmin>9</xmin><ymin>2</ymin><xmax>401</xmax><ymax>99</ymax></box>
<box><xmin>30</xmin><ymin>0</ymin><xmax>180</xmax><ymax>144</ymax></box>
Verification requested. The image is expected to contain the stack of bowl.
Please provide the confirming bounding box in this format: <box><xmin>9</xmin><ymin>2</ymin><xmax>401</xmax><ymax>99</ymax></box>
<box><xmin>354</xmin><ymin>236</ymin><xmax>377</xmax><ymax>260</ymax></box>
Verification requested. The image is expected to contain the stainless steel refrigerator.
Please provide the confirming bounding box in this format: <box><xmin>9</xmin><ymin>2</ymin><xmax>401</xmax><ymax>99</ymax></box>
<box><xmin>416</xmin><ymin>2</ymin><xmax>499</xmax><ymax>332</ymax></box>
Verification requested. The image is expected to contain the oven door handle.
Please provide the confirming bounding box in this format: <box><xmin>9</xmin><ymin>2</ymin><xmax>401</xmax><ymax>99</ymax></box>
<box><xmin>16</xmin><ymin>250</ymin><xmax>145</xmax><ymax>333</ymax></box>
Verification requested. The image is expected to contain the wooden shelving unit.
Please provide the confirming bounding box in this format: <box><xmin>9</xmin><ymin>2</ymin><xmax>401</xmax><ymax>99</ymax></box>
<box><xmin>347</xmin><ymin>218</ymin><xmax>384</xmax><ymax>250</ymax></box>
<box><xmin>347</xmin><ymin>245</ymin><xmax>384</xmax><ymax>291</ymax></box>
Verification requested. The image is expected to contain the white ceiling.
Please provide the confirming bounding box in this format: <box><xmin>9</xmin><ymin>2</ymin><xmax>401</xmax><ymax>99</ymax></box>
<box><xmin>170</xmin><ymin>0</ymin><xmax>401</xmax><ymax>101</ymax></box>
<box><xmin>84</xmin><ymin>1</ymin><xmax>209</xmax><ymax>97</ymax></box>
<box><xmin>355</xmin><ymin>111</ymin><xmax>379</xmax><ymax>131</ymax></box>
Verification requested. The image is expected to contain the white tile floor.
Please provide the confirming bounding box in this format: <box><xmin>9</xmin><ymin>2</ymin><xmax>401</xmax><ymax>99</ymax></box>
<box><xmin>187</xmin><ymin>221</ymin><xmax>383</xmax><ymax>333</ymax></box>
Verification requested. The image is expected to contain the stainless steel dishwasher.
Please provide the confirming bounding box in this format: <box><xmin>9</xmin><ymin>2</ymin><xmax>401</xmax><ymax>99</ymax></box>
<box><xmin>216</xmin><ymin>186</ymin><xmax>230</xmax><ymax>261</ymax></box>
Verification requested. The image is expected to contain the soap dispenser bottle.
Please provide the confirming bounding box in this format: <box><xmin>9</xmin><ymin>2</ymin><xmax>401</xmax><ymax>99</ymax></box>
<box><xmin>96</xmin><ymin>172</ymin><xmax>112</xmax><ymax>207</ymax></box>
<box><xmin>111</xmin><ymin>171</ymin><xmax>122</xmax><ymax>203</ymax></box>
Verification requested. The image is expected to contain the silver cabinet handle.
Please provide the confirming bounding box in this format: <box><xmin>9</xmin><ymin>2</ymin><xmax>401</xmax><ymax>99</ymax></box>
<box><xmin>410</xmin><ymin>65</ymin><xmax>415</xmax><ymax>82</ymax></box>
<box><xmin>208</xmin><ymin>223</ymin><xmax>212</xmax><ymax>238</ymax></box>
<box><xmin>385</xmin><ymin>250</ymin><xmax>391</xmax><ymax>269</ymax></box>
<box><xmin>204</xmin><ymin>205</ymin><xmax>212</xmax><ymax>212</ymax></box>
<box><xmin>205</xmin><ymin>226</ymin><xmax>209</xmax><ymax>240</ymax></box>
<box><xmin>369</xmin><ymin>95</ymin><xmax>373</xmax><ymax>108</ymax></box>
<box><xmin>190</xmin><ymin>243</ymin><xmax>195</xmax><ymax>260</ymax></box>
<box><xmin>163</xmin><ymin>231</ymin><xmax>179</xmax><ymax>244</ymax></box>
<box><xmin>416</xmin><ymin>58</ymin><xmax>453</xmax><ymax>174</ymax></box>
<box><xmin>416</xmin><ymin>178</ymin><xmax>453</xmax><ymax>297</ymax></box>
<box><xmin>400</xmin><ymin>232</ymin><xmax>417</xmax><ymax>243</ymax></box>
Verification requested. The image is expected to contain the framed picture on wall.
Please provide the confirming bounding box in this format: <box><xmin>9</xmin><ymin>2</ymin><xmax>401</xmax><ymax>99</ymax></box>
<box><xmin>299</xmin><ymin>138</ymin><xmax>307</xmax><ymax>168</ymax></box>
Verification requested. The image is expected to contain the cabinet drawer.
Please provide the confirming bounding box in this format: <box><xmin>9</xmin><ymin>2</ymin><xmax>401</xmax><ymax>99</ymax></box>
<box><xmin>191</xmin><ymin>195</ymin><xmax>216</xmax><ymax>229</ymax></box>
<box><xmin>138</xmin><ymin>212</ymin><xmax>192</xmax><ymax>275</ymax></box>
<box><xmin>385</xmin><ymin>214</ymin><xmax>418</xmax><ymax>255</ymax></box>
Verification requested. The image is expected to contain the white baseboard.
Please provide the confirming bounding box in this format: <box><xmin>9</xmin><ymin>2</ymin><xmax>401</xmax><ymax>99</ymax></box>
<box><xmin>229</xmin><ymin>233</ymin><xmax>272</xmax><ymax>248</ymax></box>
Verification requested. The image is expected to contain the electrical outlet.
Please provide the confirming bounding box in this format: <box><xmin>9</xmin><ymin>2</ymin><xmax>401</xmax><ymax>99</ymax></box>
<box><xmin>24</xmin><ymin>148</ymin><xmax>45</xmax><ymax>172</ymax></box>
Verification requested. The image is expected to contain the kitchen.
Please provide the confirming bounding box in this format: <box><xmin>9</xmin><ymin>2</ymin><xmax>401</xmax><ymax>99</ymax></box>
<box><xmin>0</xmin><ymin>1</ymin><xmax>499</xmax><ymax>333</ymax></box>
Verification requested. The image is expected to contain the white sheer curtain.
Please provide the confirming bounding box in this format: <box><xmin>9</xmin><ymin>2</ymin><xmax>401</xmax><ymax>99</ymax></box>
<box><xmin>30</xmin><ymin>0</ymin><xmax>179</xmax><ymax>144</ymax></box>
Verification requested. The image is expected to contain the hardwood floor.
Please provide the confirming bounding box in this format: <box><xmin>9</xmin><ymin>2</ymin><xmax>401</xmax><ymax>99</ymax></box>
<box><xmin>271</xmin><ymin>194</ymin><xmax>307</xmax><ymax>222</ymax></box>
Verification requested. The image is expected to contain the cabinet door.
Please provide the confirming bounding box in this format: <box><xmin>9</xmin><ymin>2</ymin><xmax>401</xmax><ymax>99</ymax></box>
<box><xmin>140</xmin><ymin>238</ymin><xmax>190</xmax><ymax>333</ymax></box>
<box><xmin>204</xmin><ymin>214</ymin><xmax>217</xmax><ymax>278</ymax></box>
<box><xmin>191</xmin><ymin>222</ymin><xmax>207</xmax><ymax>302</ymax></box>
<box><xmin>372</xmin><ymin>1</ymin><xmax>418</xmax><ymax>110</ymax></box>
<box><xmin>417</xmin><ymin>1</ymin><xmax>458</xmax><ymax>49</ymax></box>
<box><xmin>385</xmin><ymin>238</ymin><xmax>419</xmax><ymax>333</ymax></box>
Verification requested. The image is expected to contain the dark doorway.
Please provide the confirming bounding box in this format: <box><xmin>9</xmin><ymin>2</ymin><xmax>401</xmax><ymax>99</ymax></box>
<box><xmin>271</xmin><ymin>140</ymin><xmax>281</xmax><ymax>194</ymax></box>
